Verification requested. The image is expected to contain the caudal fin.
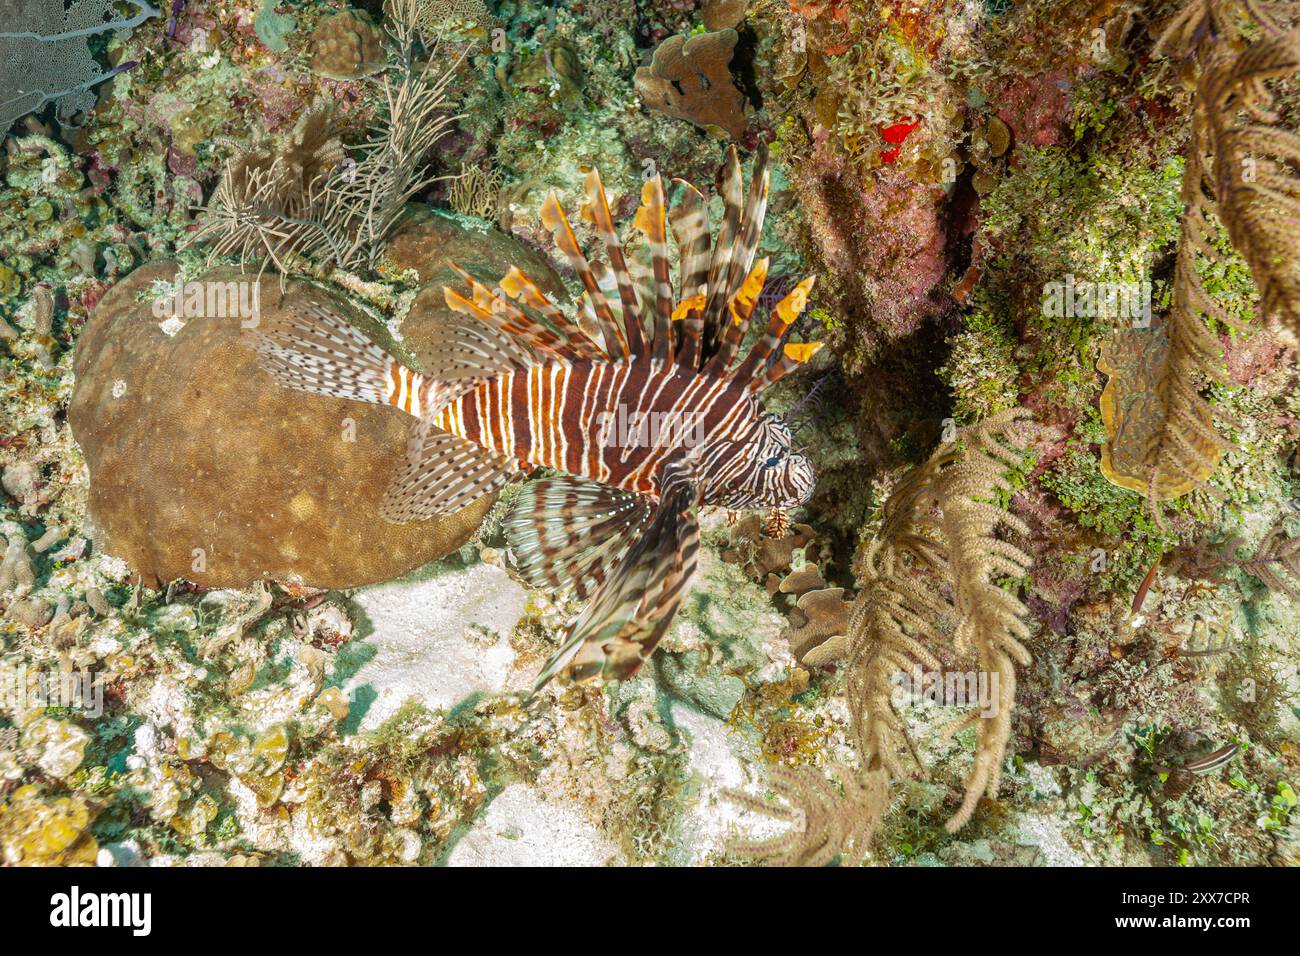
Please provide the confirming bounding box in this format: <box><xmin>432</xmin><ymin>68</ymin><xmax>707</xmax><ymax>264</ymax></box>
<box><xmin>250</xmin><ymin>302</ymin><xmax>399</xmax><ymax>406</ymax></box>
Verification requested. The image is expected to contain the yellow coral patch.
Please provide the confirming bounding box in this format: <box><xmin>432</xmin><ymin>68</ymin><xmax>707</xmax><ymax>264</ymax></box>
<box><xmin>1097</xmin><ymin>328</ymin><xmax>1222</xmax><ymax>499</ymax></box>
<box><xmin>289</xmin><ymin>491</ymin><xmax>317</xmax><ymax>520</ymax></box>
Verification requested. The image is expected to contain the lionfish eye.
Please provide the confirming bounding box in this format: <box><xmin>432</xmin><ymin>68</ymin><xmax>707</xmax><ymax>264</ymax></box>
<box><xmin>763</xmin><ymin>455</ymin><xmax>781</xmax><ymax>468</ymax></box>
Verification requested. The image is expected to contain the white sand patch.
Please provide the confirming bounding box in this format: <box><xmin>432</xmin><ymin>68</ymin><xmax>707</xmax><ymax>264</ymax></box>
<box><xmin>672</xmin><ymin>703</ymin><xmax>785</xmax><ymax>864</ymax></box>
<box><xmin>446</xmin><ymin>783</ymin><xmax>622</xmax><ymax>866</ymax></box>
<box><xmin>344</xmin><ymin>562</ymin><xmax>526</xmax><ymax>731</ymax></box>
<box><xmin>1014</xmin><ymin>812</ymin><xmax>1088</xmax><ymax>866</ymax></box>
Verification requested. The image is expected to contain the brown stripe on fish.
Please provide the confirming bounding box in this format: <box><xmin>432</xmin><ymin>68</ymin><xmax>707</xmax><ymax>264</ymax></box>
<box><xmin>582</xmin><ymin>169</ymin><xmax>646</xmax><ymax>355</ymax></box>
<box><xmin>540</xmin><ymin>191</ymin><xmax>629</xmax><ymax>359</ymax></box>
<box><xmin>1186</xmin><ymin>744</ymin><xmax>1240</xmax><ymax>775</ymax></box>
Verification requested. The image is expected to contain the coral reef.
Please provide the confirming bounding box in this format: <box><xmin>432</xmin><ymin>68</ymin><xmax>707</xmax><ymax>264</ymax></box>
<box><xmin>634</xmin><ymin>29</ymin><xmax>749</xmax><ymax>139</ymax></box>
<box><xmin>0</xmin><ymin>0</ymin><xmax>1298</xmax><ymax>875</ymax></box>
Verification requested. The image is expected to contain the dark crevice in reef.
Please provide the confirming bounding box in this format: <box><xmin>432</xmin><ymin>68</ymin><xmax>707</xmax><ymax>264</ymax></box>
<box><xmin>802</xmin><ymin>183</ymin><xmax>959</xmax><ymax>469</ymax></box>
<box><xmin>849</xmin><ymin>318</ymin><xmax>955</xmax><ymax>468</ymax></box>
<box><xmin>352</xmin><ymin>0</ymin><xmax>387</xmax><ymax>19</ymax></box>
<box><xmin>731</xmin><ymin>26</ymin><xmax>763</xmax><ymax>113</ymax></box>
<box><xmin>941</xmin><ymin>164</ymin><xmax>982</xmax><ymax>284</ymax></box>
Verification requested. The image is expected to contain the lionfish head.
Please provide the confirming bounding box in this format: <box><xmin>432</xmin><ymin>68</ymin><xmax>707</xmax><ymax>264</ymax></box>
<box><xmin>710</xmin><ymin>414</ymin><xmax>816</xmax><ymax>510</ymax></box>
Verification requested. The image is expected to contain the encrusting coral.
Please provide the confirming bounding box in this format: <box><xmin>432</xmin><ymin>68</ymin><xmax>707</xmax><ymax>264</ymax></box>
<box><xmin>634</xmin><ymin>29</ymin><xmax>748</xmax><ymax>140</ymax></box>
<box><xmin>720</xmin><ymin>513</ymin><xmax>851</xmax><ymax>667</ymax></box>
<box><xmin>310</xmin><ymin>9</ymin><xmax>387</xmax><ymax>81</ymax></box>
<box><xmin>784</xmin><ymin>587</ymin><xmax>853</xmax><ymax>665</ymax></box>
<box><xmin>509</xmin><ymin>36</ymin><xmax>585</xmax><ymax>104</ymax></box>
<box><xmin>0</xmin><ymin>535</ymin><xmax>36</xmax><ymax>594</ymax></box>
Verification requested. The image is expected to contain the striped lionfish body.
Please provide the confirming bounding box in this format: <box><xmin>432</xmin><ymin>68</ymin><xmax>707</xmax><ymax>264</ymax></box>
<box><xmin>252</xmin><ymin>144</ymin><xmax>821</xmax><ymax>688</ymax></box>
<box><xmin>427</xmin><ymin>356</ymin><xmax>810</xmax><ymax>506</ymax></box>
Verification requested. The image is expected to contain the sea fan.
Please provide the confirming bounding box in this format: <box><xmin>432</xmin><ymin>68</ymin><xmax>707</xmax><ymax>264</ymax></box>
<box><xmin>0</xmin><ymin>0</ymin><xmax>160</xmax><ymax>133</ymax></box>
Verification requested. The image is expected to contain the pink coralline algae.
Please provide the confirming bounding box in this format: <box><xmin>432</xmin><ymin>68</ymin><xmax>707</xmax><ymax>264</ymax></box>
<box><xmin>1224</xmin><ymin>330</ymin><xmax>1285</xmax><ymax>387</ymax></box>
<box><xmin>992</xmin><ymin>69</ymin><xmax>1075</xmax><ymax>149</ymax></box>
<box><xmin>851</xmin><ymin>177</ymin><xmax>948</xmax><ymax>336</ymax></box>
<box><xmin>166</xmin><ymin>144</ymin><xmax>198</xmax><ymax>178</ymax></box>
<box><xmin>797</xmin><ymin>133</ymin><xmax>950</xmax><ymax>346</ymax></box>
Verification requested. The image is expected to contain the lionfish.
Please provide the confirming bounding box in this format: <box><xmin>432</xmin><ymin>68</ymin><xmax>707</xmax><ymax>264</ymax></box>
<box><xmin>252</xmin><ymin>145</ymin><xmax>821</xmax><ymax>688</ymax></box>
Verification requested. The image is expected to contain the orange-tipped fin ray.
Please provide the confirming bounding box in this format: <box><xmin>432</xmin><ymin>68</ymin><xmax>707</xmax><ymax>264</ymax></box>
<box><xmin>724</xmin><ymin>143</ymin><xmax>771</xmax><ymax>306</ymax></box>
<box><xmin>495</xmin><ymin>265</ymin><xmax>605</xmax><ymax>361</ymax></box>
<box><xmin>541</xmin><ymin>190</ymin><xmax>630</xmax><ymax>359</ymax></box>
<box><xmin>707</xmin><ymin>257</ymin><xmax>769</xmax><ymax>374</ymax></box>
<box><xmin>735</xmin><ymin>275</ymin><xmax>818</xmax><ymax>387</ymax></box>
<box><xmin>632</xmin><ymin>175</ymin><xmax>675</xmax><ymax>362</ymax></box>
<box><xmin>581</xmin><ymin>170</ymin><xmax>646</xmax><ymax>354</ymax></box>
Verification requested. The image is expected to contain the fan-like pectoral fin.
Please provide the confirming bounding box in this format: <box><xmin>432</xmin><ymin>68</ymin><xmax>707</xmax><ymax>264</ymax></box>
<box><xmin>531</xmin><ymin>462</ymin><xmax>700</xmax><ymax>689</ymax></box>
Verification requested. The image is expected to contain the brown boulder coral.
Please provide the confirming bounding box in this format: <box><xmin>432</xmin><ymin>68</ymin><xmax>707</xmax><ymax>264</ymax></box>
<box><xmin>634</xmin><ymin>29</ymin><xmax>748</xmax><ymax>140</ymax></box>
<box><xmin>508</xmin><ymin>37</ymin><xmax>584</xmax><ymax>103</ymax></box>
<box><xmin>69</xmin><ymin>213</ymin><xmax>567</xmax><ymax>589</ymax></box>
<box><xmin>702</xmin><ymin>0</ymin><xmax>747</xmax><ymax>31</ymax></box>
<box><xmin>310</xmin><ymin>9</ymin><xmax>387</xmax><ymax>81</ymax></box>
<box><xmin>383</xmin><ymin>206</ymin><xmax>567</xmax><ymax>298</ymax></box>
<box><xmin>69</xmin><ymin>264</ymin><xmax>485</xmax><ymax>589</ymax></box>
